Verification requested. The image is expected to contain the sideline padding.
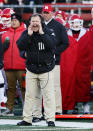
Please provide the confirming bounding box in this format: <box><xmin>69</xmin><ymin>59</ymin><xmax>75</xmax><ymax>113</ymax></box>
<box><xmin>56</xmin><ymin>114</ymin><xmax>93</xmax><ymax>119</ymax></box>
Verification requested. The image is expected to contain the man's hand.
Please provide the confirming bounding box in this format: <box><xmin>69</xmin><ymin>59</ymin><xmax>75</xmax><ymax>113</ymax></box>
<box><xmin>28</xmin><ymin>25</ymin><xmax>33</xmax><ymax>36</ymax></box>
<box><xmin>39</xmin><ymin>23</ymin><xmax>44</xmax><ymax>35</ymax></box>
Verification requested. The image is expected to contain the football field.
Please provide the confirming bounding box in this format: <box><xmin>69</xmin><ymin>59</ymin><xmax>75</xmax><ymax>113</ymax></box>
<box><xmin>0</xmin><ymin>119</ymin><xmax>93</xmax><ymax>131</ymax></box>
<box><xmin>0</xmin><ymin>84</ymin><xmax>93</xmax><ymax>131</ymax></box>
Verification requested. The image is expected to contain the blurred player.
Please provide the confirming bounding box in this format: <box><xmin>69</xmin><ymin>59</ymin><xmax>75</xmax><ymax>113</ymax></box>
<box><xmin>0</xmin><ymin>8</ymin><xmax>14</xmax><ymax>111</ymax></box>
<box><xmin>67</xmin><ymin>14</ymin><xmax>91</xmax><ymax>114</ymax></box>
<box><xmin>55</xmin><ymin>10</ymin><xmax>69</xmax><ymax>29</ymax></box>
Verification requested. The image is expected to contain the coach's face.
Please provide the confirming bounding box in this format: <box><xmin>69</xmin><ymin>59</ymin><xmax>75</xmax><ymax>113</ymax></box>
<box><xmin>30</xmin><ymin>16</ymin><xmax>41</xmax><ymax>32</ymax></box>
<box><xmin>42</xmin><ymin>11</ymin><xmax>53</xmax><ymax>22</ymax></box>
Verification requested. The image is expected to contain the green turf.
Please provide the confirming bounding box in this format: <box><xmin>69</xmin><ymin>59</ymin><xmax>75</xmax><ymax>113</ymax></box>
<box><xmin>0</xmin><ymin>125</ymin><xmax>92</xmax><ymax>131</ymax></box>
<box><xmin>0</xmin><ymin>89</ymin><xmax>93</xmax><ymax>131</ymax></box>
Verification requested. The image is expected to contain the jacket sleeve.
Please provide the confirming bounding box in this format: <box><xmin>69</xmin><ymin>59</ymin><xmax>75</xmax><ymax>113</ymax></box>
<box><xmin>1</xmin><ymin>34</ymin><xmax>10</xmax><ymax>52</ymax></box>
<box><xmin>41</xmin><ymin>28</ymin><xmax>57</xmax><ymax>49</ymax></box>
<box><xmin>2</xmin><ymin>39</ymin><xmax>10</xmax><ymax>51</ymax></box>
<box><xmin>56</xmin><ymin>25</ymin><xmax>69</xmax><ymax>54</ymax></box>
<box><xmin>17</xmin><ymin>30</ymin><xmax>30</xmax><ymax>51</ymax></box>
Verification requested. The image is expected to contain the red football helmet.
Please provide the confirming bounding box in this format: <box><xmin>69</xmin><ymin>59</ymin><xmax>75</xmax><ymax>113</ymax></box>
<box><xmin>1</xmin><ymin>8</ymin><xmax>15</xmax><ymax>28</ymax></box>
<box><xmin>55</xmin><ymin>10</ymin><xmax>66</xmax><ymax>21</ymax></box>
<box><xmin>55</xmin><ymin>10</ymin><xmax>68</xmax><ymax>26</ymax></box>
<box><xmin>68</xmin><ymin>14</ymin><xmax>83</xmax><ymax>31</ymax></box>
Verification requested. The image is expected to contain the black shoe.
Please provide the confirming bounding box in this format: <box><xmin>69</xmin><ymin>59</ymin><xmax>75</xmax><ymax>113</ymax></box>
<box><xmin>84</xmin><ymin>112</ymin><xmax>90</xmax><ymax>114</ymax></box>
<box><xmin>47</xmin><ymin>121</ymin><xmax>55</xmax><ymax>127</ymax></box>
<box><xmin>40</xmin><ymin>116</ymin><xmax>45</xmax><ymax>120</ymax></box>
<box><xmin>32</xmin><ymin>117</ymin><xmax>41</xmax><ymax>123</ymax></box>
<box><xmin>55</xmin><ymin>112</ymin><xmax>62</xmax><ymax>115</ymax></box>
<box><xmin>17</xmin><ymin>120</ymin><xmax>32</xmax><ymax>126</ymax></box>
<box><xmin>72</xmin><ymin>108</ymin><xmax>78</xmax><ymax>114</ymax></box>
<box><xmin>62</xmin><ymin>110</ymin><xmax>68</xmax><ymax>114</ymax></box>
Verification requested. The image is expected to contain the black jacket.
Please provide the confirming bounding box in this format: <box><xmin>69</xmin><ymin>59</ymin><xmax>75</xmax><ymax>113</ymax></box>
<box><xmin>17</xmin><ymin>26</ymin><xmax>57</xmax><ymax>74</ymax></box>
<box><xmin>46</xmin><ymin>19</ymin><xmax>69</xmax><ymax>64</ymax></box>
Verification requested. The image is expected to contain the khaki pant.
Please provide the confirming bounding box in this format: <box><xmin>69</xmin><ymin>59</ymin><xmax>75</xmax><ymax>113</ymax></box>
<box><xmin>32</xmin><ymin>86</ymin><xmax>42</xmax><ymax>118</ymax></box>
<box><xmin>54</xmin><ymin>65</ymin><xmax>62</xmax><ymax>113</ymax></box>
<box><xmin>32</xmin><ymin>65</ymin><xmax>62</xmax><ymax>117</ymax></box>
<box><xmin>5</xmin><ymin>70</ymin><xmax>25</xmax><ymax>110</ymax></box>
<box><xmin>23</xmin><ymin>69</ymin><xmax>55</xmax><ymax>123</ymax></box>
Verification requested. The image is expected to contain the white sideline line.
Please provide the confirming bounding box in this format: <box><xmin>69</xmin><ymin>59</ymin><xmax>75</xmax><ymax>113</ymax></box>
<box><xmin>0</xmin><ymin>119</ymin><xmax>93</xmax><ymax>129</ymax></box>
<box><xmin>0</xmin><ymin>128</ymin><xmax>84</xmax><ymax>131</ymax></box>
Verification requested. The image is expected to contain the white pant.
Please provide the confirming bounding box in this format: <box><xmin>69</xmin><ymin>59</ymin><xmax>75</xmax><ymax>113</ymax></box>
<box><xmin>83</xmin><ymin>102</ymin><xmax>90</xmax><ymax>114</ymax></box>
<box><xmin>0</xmin><ymin>69</ymin><xmax>4</xmax><ymax>84</ymax></box>
<box><xmin>0</xmin><ymin>69</ymin><xmax>5</xmax><ymax>103</ymax></box>
<box><xmin>23</xmin><ymin>69</ymin><xmax>56</xmax><ymax>123</ymax></box>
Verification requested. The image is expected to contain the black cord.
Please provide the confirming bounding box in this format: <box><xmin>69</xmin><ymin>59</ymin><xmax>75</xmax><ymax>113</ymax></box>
<box><xmin>38</xmin><ymin>72</ymin><xmax>49</xmax><ymax>89</ymax></box>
